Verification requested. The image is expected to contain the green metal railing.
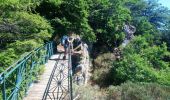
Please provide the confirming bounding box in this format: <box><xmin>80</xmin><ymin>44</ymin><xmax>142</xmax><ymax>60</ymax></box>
<box><xmin>68</xmin><ymin>43</ymin><xmax>73</xmax><ymax>100</ymax></box>
<box><xmin>0</xmin><ymin>41</ymin><xmax>56</xmax><ymax>100</ymax></box>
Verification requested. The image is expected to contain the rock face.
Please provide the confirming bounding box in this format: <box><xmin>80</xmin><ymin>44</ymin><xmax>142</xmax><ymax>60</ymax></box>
<box><xmin>124</xmin><ymin>24</ymin><xmax>136</xmax><ymax>40</ymax></box>
<box><xmin>73</xmin><ymin>43</ymin><xmax>90</xmax><ymax>85</ymax></box>
<box><xmin>113</xmin><ymin>48</ymin><xmax>122</xmax><ymax>60</ymax></box>
<box><xmin>122</xmin><ymin>24</ymin><xmax>136</xmax><ymax>47</ymax></box>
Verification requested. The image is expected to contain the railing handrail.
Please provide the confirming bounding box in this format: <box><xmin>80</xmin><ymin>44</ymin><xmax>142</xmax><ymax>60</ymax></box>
<box><xmin>0</xmin><ymin>46</ymin><xmax>44</xmax><ymax>77</ymax></box>
<box><xmin>0</xmin><ymin>41</ymin><xmax>55</xmax><ymax>100</ymax></box>
<box><xmin>0</xmin><ymin>41</ymin><xmax>53</xmax><ymax>77</ymax></box>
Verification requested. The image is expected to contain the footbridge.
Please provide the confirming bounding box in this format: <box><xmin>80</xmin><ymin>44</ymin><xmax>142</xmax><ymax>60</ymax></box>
<box><xmin>0</xmin><ymin>41</ymin><xmax>90</xmax><ymax>100</ymax></box>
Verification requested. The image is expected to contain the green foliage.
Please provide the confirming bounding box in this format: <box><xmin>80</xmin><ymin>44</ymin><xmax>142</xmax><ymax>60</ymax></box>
<box><xmin>33</xmin><ymin>65</ymin><xmax>46</xmax><ymax>81</ymax></box>
<box><xmin>38</xmin><ymin>65</ymin><xmax>45</xmax><ymax>75</ymax></box>
<box><xmin>89</xmin><ymin>0</ymin><xmax>131</xmax><ymax>49</ymax></box>
<box><xmin>37</xmin><ymin>0</ymin><xmax>95</xmax><ymax>42</ymax></box>
<box><xmin>94</xmin><ymin>53</ymin><xmax>116</xmax><ymax>68</ymax></box>
<box><xmin>0</xmin><ymin>0</ymin><xmax>53</xmax><ymax>50</ymax></box>
<box><xmin>123</xmin><ymin>35</ymin><xmax>169</xmax><ymax>69</ymax></box>
<box><xmin>73</xmin><ymin>84</ymin><xmax>107</xmax><ymax>100</ymax></box>
<box><xmin>1</xmin><ymin>11</ymin><xmax>52</xmax><ymax>38</ymax></box>
<box><xmin>0</xmin><ymin>0</ymin><xmax>41</xmax><ymax>14</ymax></box>
<box><xmin>107</xmin><ymin>82</ymin><xmax>170</xmax><ymax>100</ymax></box>
<box><xmin>0</xmin><ymin>43</ymin><xmax>48</xmax><ymax>99</ymax></box>
<box><xmin>92</xmin><ymin>53</ymin><xmax>116</xmax><ymax>87</ymax></box>
<box><xmin>125</xmin><ymin>0</ymin><xmax>170</xmax><ymax>52</ymax></box>
<box><xmin>161</xmin><ymin>30</ymin><xmax>170</xmax><ymax>51</ymax></box>
<box><xmin>113</xmin><ymin>54</ymin><xmax>158</xmax><ymax>83</ymax></box>
<box><xmin>0</xmin><ymin>0</ymin><xmax>53</xmax><ymax>70</ymax></box>
<box><xmin>73</xmin><ymin>82</ymin><xmax>170</xmax><ymax>100</ymax></box>
<box><xmin>134</xmin><ymin>18</ymin><xmax>155</xmax><ymax>35</ymax></box>
<box><xmin>0</xmin><ymin>39</ymin><xmax>41</xmax><ymax>71</ymax></box>
<box><xmin>8</xmin><ymin>39</ymin><xmax>41</xmax><ymax>54</ymax></box>
<box><xmin>112</xmin><ymin>35</ymin><xmax>170</xmax><ymax>85</ymax></box>
<box><xmin>37</xmin><ymin>0</ymin><xmax>134</xmax><ymax>46</ymax></box>
<box><xmin>12</xmin><ymin>12</ymin><xmax>52</xmax><ymax>34</ymax></box>
<box><xmin>128</xmin><ymin>0</ymin><xmax>170</xmax><ymax>30</ymax></box>
<box><xmin>0</xmin><ymin>48</ymin><xmax>17</xmax><ymax>69</ymax></box>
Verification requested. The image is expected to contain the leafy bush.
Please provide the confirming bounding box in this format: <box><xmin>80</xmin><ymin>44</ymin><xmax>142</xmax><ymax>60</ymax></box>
<box><xmin>92</xmin><ymin>53</ymin><xmax>116</xmax><ymax>87</ymax></box>
<box><xmin>33</xmin><ymin>65</ymin><xmax>46</xmax><ymax>82</ymax></box>
<box><xmin>0</xmin><ymin>0</ymin><xmax>53</xmax><ymax>74</ymax></box>
<box><xmin>94</xmin><ymin>53</ymin><xmax>116</xmax><ymax>69</ymax></box>
<box><xmin>161</xmin><ymin>32</ymin><xmax>170</xmax><ymax>51</ymax></box>
<box><xmin>107</xmin><ymin>82</ymin><xmax>170</xmax><ymax>100</ymax></box>
<box><xmin>112</xmin><ymin>54</ymin><xmax>158</xmax><ymax>84</ymax></box>
<box><xmin>0</xmin><ymin>11</ymin><xmax>53</xmax><ymax>51</ymax></box>
<box><xmin>0</xmin><ymin>0</ymin><xmax>40</xmax><ymax>13</ymax></box>
<box><xmin>37</xmin><ymin>0</ymin><xmax>96</xmax><ymax>42</ymax></box>
<box><xmin>112</xmin><ymin>35</ymin><xmax>170</xmax><ymax>85</ymax></box>
<box><xmin>73</xmin><ymin>84</ymin><xmax>107</xmax><ymax>100</ymax></box>
<box><xmin>1</xmin><ymin>11</ymin><xmax>53</xmax><ymax>38</ymax></box>
<box><xmin>0</xmin><ymin>39</ymin><xmax>41</xmax><ymax>72</ymax></box>
<box><xmin>0</xmin><ymin>11</ymin><xmax>52</xmax><ymax>71</ymax></box>
<box><xmin>0</xmin><ymin>48</ymin><xmax>17</xmax><ymax>70</ymax></box>
<box><xmin>38</xmin><ymin>65</ymin><xmax>46</xmax><ymax>75</ymax></box>
<box><xmin>73</xmin><ymin>82</ymin><xmax>170</xmax><ymax>100</ymax></box>
<box><xmin>7</xmin><ymin>39</ymin><xmax>41</xmax><ymax>55</ymax></box>
<box><xmin>12</xmin><ymin>12</ymin><xmax>52</xmax><ymax>34</ymax></box>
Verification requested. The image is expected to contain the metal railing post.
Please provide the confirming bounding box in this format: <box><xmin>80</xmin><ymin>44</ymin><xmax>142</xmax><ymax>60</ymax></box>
<box><xmin>68</xmin><ymin>43</ymin><xmax>73</xmax><ymax>100</ymax></box>
<box><xmin>50</xmin><ymin>42</ymin><xmax>53</xmax><ymax>56</ymax></box>
<box><xmin>45</xmin><ymin>44</ymin><xmax>48</xmax><ymax>63</ymax></box>
<box><xmin>1</xmin><ymin>74</ymin><xmax>6</xmax><ymax>100</ymax></box>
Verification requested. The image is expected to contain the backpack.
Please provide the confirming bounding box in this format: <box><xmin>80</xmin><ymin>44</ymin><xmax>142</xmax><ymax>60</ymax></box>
<box><xmin>61</xmin><ymin>35</ymin><xmax>68</xmax><ymax>46</ymax></box>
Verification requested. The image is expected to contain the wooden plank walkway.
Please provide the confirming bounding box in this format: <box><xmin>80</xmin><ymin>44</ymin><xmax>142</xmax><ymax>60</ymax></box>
<box><xmin>24</xmin><ymin>53</ymin><xmax>69</xmax><ymax>100</ymax></box>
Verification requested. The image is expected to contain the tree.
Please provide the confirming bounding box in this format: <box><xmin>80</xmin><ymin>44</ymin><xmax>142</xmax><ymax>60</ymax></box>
<box><xmin>88</xmin><ymin>0</ymin><xmax>133</xmax><ymax>53</ymax></box>
<box><xmin>37</xmin><ymin>0</ymin><xmax>95</xmax><ymax>42</ymax></box>
<box><xmin>126</xmin><ymin>0</ymin><xmax>170</xmax><ymax>35</ymax></box>
<box><xmin>0</xmin><ymin>0</ymin><xmax>53</xmax><ymax>70</ymax></box>
<box><xmin>0</xmin><ymin>0</ymin><xmax>41</xmax><ymax>14</ymax></box>
<box><xmin>112</xmin><ymin>35</ymin><xmax>170</xmax><ymax>85</ymax></box>
<box><xmin>161</xmin><ymin>19</ymin><xmax>170</xmax><ymax>51</ymax></box>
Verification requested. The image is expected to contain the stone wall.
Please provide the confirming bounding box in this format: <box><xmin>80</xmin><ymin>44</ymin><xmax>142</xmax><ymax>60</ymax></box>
<box><xmin>72</xmin><ymin>43</ymin><xmax>91</xmax><ymax>85</ymax></box>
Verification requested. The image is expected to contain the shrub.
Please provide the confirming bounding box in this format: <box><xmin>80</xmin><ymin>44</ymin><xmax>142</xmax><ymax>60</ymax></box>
<box><xmin>94</xmin><ymin>53</ymin><xmax>116</xmax><ymax>69</ymax></box>
<box><xmin>112</xmin><ymin>35</ymin><xmax>170</xmax><ymax>85</ymax></box>
<box><xmin>12</xmin><ymin>12</ymin><xmax>53</xmax><ymax>34</ymax></box>
<box><xmin>1</xmin><ymin>11</ymin><xmax>53</xmax><ymax>36</ymax></box>
<box><xmin>0</xmin><ymin>11</ymin><xmax>53</xmax><ymax>43</ymax></box>
<box><xmin>0</xmin><ymin>0</ymin><xmax>40</xmax><ymax>13</ymax></box>
<box><xmin>92</xmin><ymin>53</ymin><xmax>116</xmax><ymax>87</ymax></box>
<box><xmin>73</xmin><ymin>84</ymin><xmax>107</xmax><ymax>100</ymax></box>
<box><xmin>38</xmin><ymin>65</ymin><xmax>45</xmax><ymax>75</ymax></box>
<box><xmin>33</xmin><ymin>65</ymin><xmax>46</xmax><ymax>82</ymax></box>
<box><xmin>107</xmin><ymin>82</ymin><xmax>170</xmax><ymax>100</ymax></box>
<box><xmin>0</xmin><ymin>39</ymin><xmax>42</xmax><ymax>72</ymax></box>
<box><xmin>112</xmin><ymin>54</ymin><xmax>158</xmax><ymax>84</ymax></box>
<box><xmin>0</xmin><ymin>48</ymin><xmax>18</xmax><ymax>70</ymax></box>
<box><xmin>72</xmin><ymin>82</ymin><xmax>170</xmax><ymax>100</ymax></box>
<box><xmin>7</xmin><ymin>39</ymin><xmax>41</xmax><ymax>55</ymax></box>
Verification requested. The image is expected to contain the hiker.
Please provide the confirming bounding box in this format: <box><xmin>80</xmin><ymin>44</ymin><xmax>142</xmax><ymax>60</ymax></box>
<box><xmin>70</xmin><ymin>35</ymin><xmax>83</xmax><ymax>73</ymax></box>
<box><xmin>61</xmin><ymin>31</ymin><xmax>75</xmax><ymax>60</ymax></box>
<box><xmin>61</xmin><ymin>35</ymin><xmax>69</xmax><ymax>59</ymax></box>
<box><xmin>73</xmin><ymin>36</ymin><xmax>83</xmax><ymax>54</ymax></box>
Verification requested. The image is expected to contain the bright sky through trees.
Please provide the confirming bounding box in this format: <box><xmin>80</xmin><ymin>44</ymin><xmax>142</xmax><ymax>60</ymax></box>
<box><xmin>159</xmin><ymin>0</ymin><xmax>170</xmax><ymax>8</ymax></box>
